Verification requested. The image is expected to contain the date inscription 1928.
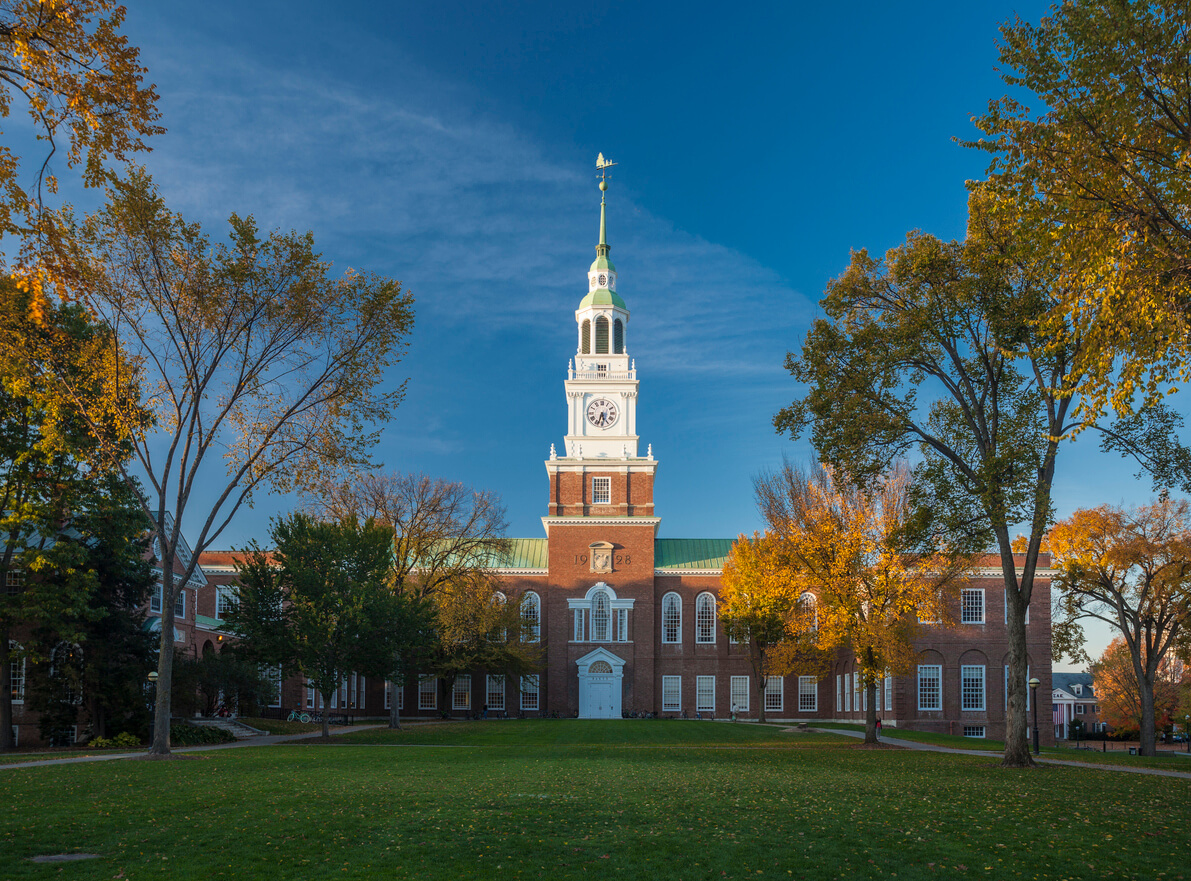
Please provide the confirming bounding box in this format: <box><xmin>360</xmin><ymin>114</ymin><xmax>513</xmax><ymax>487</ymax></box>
<box><xmin>574</xmin><ymin>554</ymin><xmax>630</xmax><ymax>565</ymax></box>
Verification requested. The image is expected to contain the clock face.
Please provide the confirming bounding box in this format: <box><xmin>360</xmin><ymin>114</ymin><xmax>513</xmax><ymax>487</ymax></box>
<box><xmin>586</xmin><ymin>397</ymin><xmax>619</xmax><ymax>429</ymax></box>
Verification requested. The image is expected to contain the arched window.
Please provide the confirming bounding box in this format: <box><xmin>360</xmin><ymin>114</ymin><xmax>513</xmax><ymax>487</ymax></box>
<box><xmin>521</xmin><ymin>591</ymin><xmax>541</xmax><ymax>643</ymax></box>
<box><xmin>49</xmin><ymin>642</ymin><xmax>83</xmax><ymax>705</ymax></box>
<box><xmin>799</xmin><ymin>592</ymin><xmax>818</xmax><ymax>631</ymax></box>
<box><xmin>695</xmin><ymin>593</ymin><xmax>716</xmax><ymax>644</ymax></box>
<box><xmin>592</xmin><ymin>589</ymin><xmax>611</xmax><ymax>641</ymax></box>
<box><xmin>489</xmin><ymin>591</ymin><xmax>508</xmax><ymax>642</ymax></box>
<box><xmin>613</xmin><ymin>319</ymin><xmax>624</xmax><ymax>354</ymax></box>
<box><xmin>580</xmin><ymin>319</ymin><xmax>591</xmax><ymax>354</ymax></box>
<box><xmin>661</xmin><ymin>592</ymin><xmax>682</xmax><ymax>644</ymax></box>
<box><xmin>589</xmin><ymin>660</ymin><xmax>612</xmax><ymax>674</ymax></box>
<box><xmin>595</xmin><ymin>316</ymin><xmax>610</xmax><ymax>353</ymax></box>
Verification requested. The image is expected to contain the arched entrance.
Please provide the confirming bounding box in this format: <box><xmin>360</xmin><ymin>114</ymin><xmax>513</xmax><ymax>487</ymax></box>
<box><xmin>576</xmin><ymin>647</ymin><xmax>625</xmax><ymax>719</ymax></box>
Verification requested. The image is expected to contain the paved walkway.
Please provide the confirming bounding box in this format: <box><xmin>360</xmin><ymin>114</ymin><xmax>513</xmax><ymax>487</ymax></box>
<box><xmin>0</xmin><ymin>725</ymin><xmax>387</xmax><ymax>770</ymax></box>
<box><xmin>811</xmin><ymin>726</ymin><xmax>1191</xmax><ymax>780</ymax></box>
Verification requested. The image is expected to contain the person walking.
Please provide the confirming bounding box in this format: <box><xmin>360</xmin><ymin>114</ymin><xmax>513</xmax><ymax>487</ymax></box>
<box><xmin>876</xmin><ymin>717</ymin><xmax>883</xmax><ymax>741</ymax></box>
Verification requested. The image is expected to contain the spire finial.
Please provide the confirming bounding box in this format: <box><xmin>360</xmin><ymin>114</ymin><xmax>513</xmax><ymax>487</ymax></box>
<box><xmin>595</xmin><ymin>153</ymin><xmax>617</xmax><ymax>256</ymax></box>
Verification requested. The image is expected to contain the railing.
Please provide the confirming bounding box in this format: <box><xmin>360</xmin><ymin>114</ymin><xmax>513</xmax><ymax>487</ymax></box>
<box><xmin>569</xmin><ymin>369</ymin><xmax>636</xmax><ymax>380</ymax></box>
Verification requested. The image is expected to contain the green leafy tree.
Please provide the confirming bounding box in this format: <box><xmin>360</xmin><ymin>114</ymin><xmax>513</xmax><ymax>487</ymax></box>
<box><xmin>30</xmin><ymin>172</ymin><xmax>414</xmax><ymax>754</ymax></box>
<box><xmin>227</xmin><ymin>514</ymin><xmax>429</xmax><ymax>738</ymax></box>
<box><xmin>307</xmin><ymin>471</ymin><xmax>516</xmax><ymax>728</ymax></box>
<box><xmin>972</xmin><ymin>0</ymin><xmax>1191</xmax><ymax>418</ymax></box>
<box><xmin>0</xmin><ymin>278</ymin><xmax>143</xmax><ymax>749</ymax></box>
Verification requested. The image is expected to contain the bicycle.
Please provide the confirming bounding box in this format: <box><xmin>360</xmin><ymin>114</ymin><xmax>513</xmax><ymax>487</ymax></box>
<box><xmin>286</xmin><ymin>709</ymin><xmax>312</xmax><ymax>724</ymax></box>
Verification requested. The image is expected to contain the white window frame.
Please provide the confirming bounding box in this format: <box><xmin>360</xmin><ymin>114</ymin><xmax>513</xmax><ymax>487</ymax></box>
<box><xmin>853</xmin><ymin>672</ymin><xmax>861</xmax><ymax>712</ymax></box>
<box><xmin>963</xmin><ymin>725</ymin><xmax>986</xmax><ymax>738</ymax></box>
<box><xmin>615</xmin><ymin>608</ymin><xmax>628</xmax><ymax>642</ymax></box>
<box><xmin>267</xmin><ymin>665</ymin><xmax>282</xmax><ymax>708</ymax></box>
<box><xmin>836</xmin><ymin>674</ymin><xmax>842</xmax><ymax>711</ymax></box>
<box><xmin>695</xmin><ymin>592</ymin><xmax>716</xmax><ymax>644</ymax></box>
<box><xmin>486</xmin><ymin>675</ymin><xmax>506</xmax><ymax>712</ymax></box>
<box><xmin>844</xmin><ymin>673</ymin><xmax>851</xmax><ymax>711</ymax></box>
<box><xmin>453</xmin><ymin>674</ymin><xmax>472</xmax><ymax>711</ymax></box>
<box><xmin>384</xmin><ymin>680</ymin><xmax>404</xmax><ymax>710</ymax></box>
<box><xmin>520</xmin><ymin>675</ymin><xmax>539</xmax><ymax>711</ymax></box>
<box><xmin>918</xmin><ymin>665</ymin><xmax>942</xmax><ymax>711</ymax></box>
<box><xmin>1075</xmin><ymin>703</ymin><xmax>1085</xmax><ymax>715</ymax></box>
<box><xmin>522</xmin><ymin>592</ymin><xmax>541</xmax><ymax>643</ymax></box>
<box><xmin>5</xmin><ymin>569</ymin><xmax>23</xmax><ymax>594</ymax></box>
<box><xmin>961</xmin><ymin>665</ymin><xmax>985</xmax><ymax>711</ymax></box>
<box><xmin>961</xmin><ymin>588</ymin><xmax>985</xmax><ymax>624</ymax></box>
<box><xmin>573</xmin><ymin>608</ymin><xmax>585</xmax><ymax>641</ymax></box>
<box><xmin>730</xmin><ymin>675</ymin><xmax>749</xmax><ymax>713</ymax></box>
<box><xmin>798</xmin><ymin>676</ymin><xmax>817</xmax><ymax>713</ymax></box>
<box><xmin>884</xmin><ymin>672</ymin><xmax>892</xmax><ymax>712</ymax></box>
<box><xmin>765</xmin><ymin>675</ymin><xmax>783</xmax><ymax>712</ymax></box>
<box><xmin>419</xmin><ymin>677</ymin><xmax>437</xmax><ymax>710</ymax></box>
<box><xmin>9</xmin><ymin>641</ymin><xmax>24</xmax><ymax>704</ymax></box>
<box><xmin>662</xmin><ymin>675</ymin><xmax>681</xmax><ymax>712</ymax></box>
<box><xmin>215</xmin><ymin>586</ymin><xmax>237</xmax><ymax>620</ymax></box>
<box><xmin>661</xmin><ymin>592</ymin><xmax>681</xmax><ymax>644</ymax></box>
<box><xmin>592</xmin><ymin>476</ymin><xmax>611</xmax><ymax>505</ymax></box>
<box><xmin>592</xmin><ymin>589</ymin><xmax>611</xmax><ymax>642</ymax></box>
<box><xmin>696</xmin><ymin>675</ymin><xmax>715</xmax><ymax>713</ymax></box>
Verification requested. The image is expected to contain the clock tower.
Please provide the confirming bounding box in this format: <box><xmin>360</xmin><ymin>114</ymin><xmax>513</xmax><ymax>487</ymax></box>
<box><xmin>544</xmin><ymin>161</ymin><xmax>659</xmax><ymax>526</ymax></box>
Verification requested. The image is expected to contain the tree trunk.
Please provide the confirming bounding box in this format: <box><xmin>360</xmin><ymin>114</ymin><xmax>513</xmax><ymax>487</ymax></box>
<box><xmin>321</xmin><ymin>690</ymin><xmax>332</xmax><ymax>738</ymax></box>
<box><xmin>864</xmin><ymin>680</ymin><xmax>877</xmax><ymax>744</ymax></box>
<box><xmin>755</xmin><ymin>669</ymin><xmax>767</xmax><ymax>724</ymax></box>
<box><xmin>388</xmin><ymin>676</ymin><xmax>401</xmax><ymax>729</ymax></box>
<box><xmin>1137</xmin><ymin>660</ymin><xmax>1158</xmax><ymax>758</ymax></box>
<box><xmin>150</xmin><ymin>579</ymin><xmax>176</xmax><ymax>756</ymax></box>
<box><xmin>0</xmin><ymin>628</ymin><xmax>12</xmax><ymax>750</ymax></box>
<box><xmin>1002</xmin><ymin>582</ymin><xmax>1034</xmax><ymax>768</ymax></box>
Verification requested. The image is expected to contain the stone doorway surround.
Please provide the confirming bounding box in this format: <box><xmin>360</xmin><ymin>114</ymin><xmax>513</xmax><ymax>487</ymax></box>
<box><xmin>576</xmin><ymin>647</ymin><xmax>625</xmax><ymax>719</ymax></box>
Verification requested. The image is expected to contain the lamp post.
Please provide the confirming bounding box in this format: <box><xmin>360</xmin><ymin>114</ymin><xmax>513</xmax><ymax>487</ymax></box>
<box><xmin>147</xmin><ymin>670</ymin><xmax>158</xmax><ymax>717</ymax></box>
<box><xmin>1185</xmin><ymin>715</ymin><xmax>1189</xmax><ymax>755</ymax></box>
<box><xmin>1028</xmin><ymin>677</ymin><xmax>1040</xmax><ymax>756</ymax></box>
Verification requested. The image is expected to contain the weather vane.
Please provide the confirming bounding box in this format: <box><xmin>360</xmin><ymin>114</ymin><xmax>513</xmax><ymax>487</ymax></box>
<box><xmin>596</xmin><ymin>152</ymin><xmax>617</xmax><ymax>190</ymax></box>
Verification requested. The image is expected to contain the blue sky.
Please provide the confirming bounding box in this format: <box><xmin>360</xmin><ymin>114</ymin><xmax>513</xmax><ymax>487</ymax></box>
<box><xmin>64</xmin><ymin>1</ymin><xmax>1178</xmax><ymax>662</ymax></box>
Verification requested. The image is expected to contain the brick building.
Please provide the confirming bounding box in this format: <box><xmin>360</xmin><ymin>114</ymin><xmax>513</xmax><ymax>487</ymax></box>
<box><xmin>225</xmin><ymin>171</ymin><xmax>1052</xmax><ymax>743</ymax></box>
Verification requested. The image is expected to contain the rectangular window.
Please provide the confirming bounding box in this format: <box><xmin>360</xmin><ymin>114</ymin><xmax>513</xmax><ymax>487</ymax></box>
<box><xmin>961</xmin><ymin>588</ymin><xmax>984</xmax><ymax>624</ymax></box>
<box><xmin>216</xmin><ymin>587</ymin><xmax>237</xmax><ymax>619</ymax></box>
<box><xmin>453</xmin><ymin>674</ymin><xmax>472</xmax><ymax>710</ymax></box>
<box><xmin>520</xmin><ymin>675</ymin><xmax>539</xmax><ymax>711</ymax></box>
<box><xmin>765</xmin><ymin>675</ymin><xmax>783</xmax><ymax>712</ymax></box>
<box><xmin>884</xmin><ymin>672</ymin><xmax>893</xmax><ymax>712</ymax></box>
<box><xmin>730</xmin><ymin>676</ymin><xmax>749</xmax><ymax>713</ymax></box>
<box><xmin>10</xmin><ymin>654</ymin><xmax>24</xmax><ymax>704</ymax></box>
<box><xmin>384</xmin><ymin>681</ymin><xmax>404</xmax><ymax>710</ymax></box>
<box><xmin>615</xmin><ymin>609</ymin><xmax>628</xmax><ymax>642</ymax></box>
<box><xmin>486</xmin><ymin>675</ymin><xmax>506</xmax><ymax>712</ymax></box>
<box><xmin>836</xmin><ymin>674</ymin><xmax>842</xmax><ymax>711</ymax></box>
<box><xmin>918</xmin><ymin>665</ymin><xmax>942</xmax><ymax>711</ymax></box>
<box><xmin>697</xmin><ymin>675</ymin><xmax>715</xmax><ymax>713</ymax></box>
<box><xmin>963</xmin><ymin>725</ymin><xmax>986</xmax><ymax>738</ymax></box>
<box><xmin>151</xmin><ymin>583</ymin><xmax>162</xmax><ymax>613</ymax></box>
<box><xmin>5</xmin><ymin>569</ymin><xmax>23</xmax><ymax>595</ymax></box>
<box><xmin>573</xmin><ymin>609</ymin><xmax>585</xmax><ymax>641</ymax></box>
<box><xmin>419</xmin><ymin>677</ymin><xmax>437</xmax><ymax>710</ymax></box>
<box><xmin>844</xmin><ymin>673</ymin><xmax>851</xmax><ymax>711</ymax></box>
<box><xmin>267</xmin><ymin>665</ymin><xmax>282</xmax><ymax>708</ymax></box>
<box><xmin>1092</xmin><ymin>704</ymin><xmax>1099</xmax><ymax>714</ymax></box>
<box><xmin>799</xmin><ymin>676</ymin><xmax>817</xmax><ymax>713</ymax></box>
<box><xmin>961</xmin><ymin>665</ymin><xmax>985</xmax><ymax>711</ymax></box>
<box><xmin>592</xmin><ymin>477</ymin><xmax>611</xmax><ymax>505</ymax></box>
<box><xmin>853</xmin><ymin>674</ymin><xmax>861</xmax><ymax>712</ymax></box>
<box><xmin>662</xmin><ymin>675</ymin><xmax>681</xmax><ymax>712</ymax></box>
<box><xmin>1075</xmin><ymin>704</ymin><xmax>1085</xmax><ymax>715</ymax></box>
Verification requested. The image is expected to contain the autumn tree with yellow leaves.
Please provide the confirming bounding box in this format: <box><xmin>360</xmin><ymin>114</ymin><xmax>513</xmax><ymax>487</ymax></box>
<box><xmin>753</xmin><ymin>462</ymin><xmax>967</xmax><ymax>744</ymax></box>
<box><xmin>721</xmin><ymin>531</ymin><xmax>828</xmax><ymax>724</ymax></box>
<box><xmin>1049</xmin><ymin>500</ymin><xmax>1191</xmax><ymax>755</ymax></box>
<box><xmin>973</xmin><ymin>0</ymin><xmax>1191</xmax><ymax>419</ymax></box>
<box><xmin>0</xmin><ymin>1</ymin><xmax>161</xmax><ymax>264</ymax></box>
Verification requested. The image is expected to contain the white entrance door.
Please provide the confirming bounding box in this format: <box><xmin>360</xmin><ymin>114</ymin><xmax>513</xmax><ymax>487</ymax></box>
<box><xmin>589</xmin><ymin>681</ymin><xmax>613</xmax><ymax>718</ymax></box>
<box><xmin>577</xmin><ymin>653</ymin><xmax>624</xmax><ymax>719</ymax></box>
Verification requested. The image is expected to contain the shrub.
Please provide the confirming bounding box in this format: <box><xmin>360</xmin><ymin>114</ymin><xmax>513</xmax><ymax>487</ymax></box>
<box><xmin>87</xmin><ymin>736</ymin><xmax>112</xmax><ymax>750</ymax></box>
<box><xmin>170</xmin><ymin>724</ymin><xmax>236</xmax><ymax>746</ymax></box>
<box><xmin>111</xmin><ymin>731</ymin><xmax>141</xmax><ymax>748</ymax></box>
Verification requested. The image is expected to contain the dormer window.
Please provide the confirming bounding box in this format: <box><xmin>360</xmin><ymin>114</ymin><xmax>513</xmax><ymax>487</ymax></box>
<box><xmin>1073</xmin><ymin>684</ymin><xmax>1082</xmax><ymax>695</ymax></box>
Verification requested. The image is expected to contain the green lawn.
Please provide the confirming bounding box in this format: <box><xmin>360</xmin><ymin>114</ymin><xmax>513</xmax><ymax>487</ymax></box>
<box><xmin>813</xmin><ymin>722</ymin><xmax>1007</xmax><ymax>752</ymax></box>
<box><xmin>1</xmin><ymin>720</ymin><xmax>1188</xmax><ymax>880</ymax></box>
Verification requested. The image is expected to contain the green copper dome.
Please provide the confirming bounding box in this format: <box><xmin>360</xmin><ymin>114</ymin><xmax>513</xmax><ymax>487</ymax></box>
<box><xmin>579</xmin><ymin>288</ymin><xmax>626</xmax><ymax>309</ymax></box>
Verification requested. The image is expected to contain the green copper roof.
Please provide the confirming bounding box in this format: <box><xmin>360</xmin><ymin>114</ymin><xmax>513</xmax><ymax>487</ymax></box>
<box><xmin>494</xmin><ymin>538</ymin><xmax>549</xmax><ymax>569</ymax></box>
<box><xmin>579</xmin><ymin>288</ymin><xmax>627</xmax><ymax>309</ymax></box>
<box><xmin>654</xmin><ymin>539</ymin><xmax>736</xmax><ymax>570</ymax></box>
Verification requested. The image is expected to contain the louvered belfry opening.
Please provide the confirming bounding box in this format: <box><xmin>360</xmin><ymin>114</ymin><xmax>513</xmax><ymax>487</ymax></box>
<box><xmin>594</xmin><ymin>315</ymin><xmax>609</xmax><ymax>353</ymax></box>
<box><xmin>581</xmin><ymin>319</ymin><xmax>591</xmax><ymax>354</ymax></box>
<box><xmin>613</xmin><ymin>318</ymin><xmax>624</xmax><ymax>354</ymax></box>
